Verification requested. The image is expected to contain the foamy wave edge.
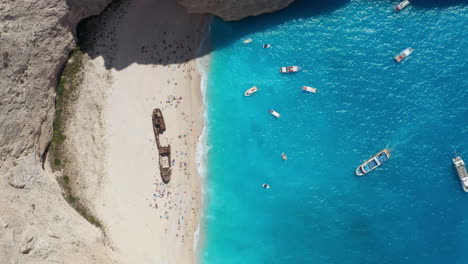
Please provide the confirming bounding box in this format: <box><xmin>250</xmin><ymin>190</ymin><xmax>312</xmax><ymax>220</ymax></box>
<box><xmin>193</xmin><ymin>17</ymin><xmax>212</xmax><ymax>263</ymax></box>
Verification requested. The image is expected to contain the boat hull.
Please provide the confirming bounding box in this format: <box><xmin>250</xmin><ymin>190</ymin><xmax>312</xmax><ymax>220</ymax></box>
<box><xmin>395</xmin><ymin>0</ymin><xmax>410</xmax><ymax>11</ymax></box>
<box><xmin>453</xmin><ymin>155</ymin><xmax>468</xmax><ymax>192</ymax></box>
<box><xmin>280</xmin><ymin>66</ymin><xmax>300</xmax><ymax>73</ymax></box>
<box><xmin>244</xmin><ymin>86</ymin><xmax>258</xmax><ymax>96</ymax></box>
<box><xmin>355</xmin><ymin>149</ymin><xmax>391</xmax><ymax>176</ymax></box>
<box><xmin>269</xmin><ymin>109</ymin><xmax>280</xmax><ymax>118</ymax></box>
<box><xmin>394</xmin><ymin>48</ymin><xmax>413</xmax><ymax>62</ymax></box>
<box><xmin>302</xmin><ymin>86</ymin><xmax>317</xmax><ymax>93</ymax></box>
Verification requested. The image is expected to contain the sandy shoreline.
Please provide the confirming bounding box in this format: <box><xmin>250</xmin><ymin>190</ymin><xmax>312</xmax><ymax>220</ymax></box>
<box><xmin>66</xmin><ymin>0</ymin><xmax>211</xmax><ymax>263</ymax></box>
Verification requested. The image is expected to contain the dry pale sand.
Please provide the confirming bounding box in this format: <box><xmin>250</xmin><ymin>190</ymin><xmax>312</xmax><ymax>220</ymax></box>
<box><xmin>77</xmin><ymin>0</ymin><xmax>209</xmax><ymax>263</ymax></box>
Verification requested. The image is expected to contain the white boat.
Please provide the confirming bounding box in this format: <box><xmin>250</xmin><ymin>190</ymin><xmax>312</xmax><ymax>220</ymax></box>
<box><xmin>395</xmin><ymin>0</ymin><xmax>410</xmax><ymax>12</ymax></box>
<box><xmin>453</xmin><ymin>151</ymin><xmax>468</xmax><ymax>192</ymax></box>
<box><xmin>263</xmin><ymin>44</ymin><xmax>271</xmax><ymax>48</ymax></box>
<box><xmin>262</xmin><ymin>183</ymin><xmax>270</xmax><ymax>189</ymax></box>
<box><xmin>243</xmin><ymin>38</ymin><xmax>252</xmax><ymax>44</ymax></box>
<box><xmin>281</xmin><ymin>153</ymin><xmax>287</xmax><ymax>160</ymax></box>
<box><xmin>355</xmin><ymin>149</ymin><xmax>391</xmax><ymax>176</ymax></box>
<box><xmin>394</xmin><ymin>47</ymin><xmax>414</xmax><ymax>62</ymax></box>
<box><xmin>269</xmin><ymin>109</ymin><xmax>281</xmax><ymax>118</ymax></box>
<box><xmin>280</xmin><ymin>66</ymin><xmax>300</xmax><ymax>73</ymax></box>
<box><xmin>302</xmin><ymin>86</ymin><xmax>317</xmax><ymax>93</ymax></box>
<box><xmin>244</xmin><ymin>86</ymin><xmax>258</xmax><ymax>96</ymax></box>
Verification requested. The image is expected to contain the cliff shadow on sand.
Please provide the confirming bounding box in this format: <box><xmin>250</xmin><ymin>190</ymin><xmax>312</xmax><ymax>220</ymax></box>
<box><xmin>77</xmin><ymin>0</ymin><xmax>211</xmax><ymax>71</ymax></box>
<box><xmin>76</xmin><ymin>0</ymin><xmax>351</xmax><ymax>71</ymax></box>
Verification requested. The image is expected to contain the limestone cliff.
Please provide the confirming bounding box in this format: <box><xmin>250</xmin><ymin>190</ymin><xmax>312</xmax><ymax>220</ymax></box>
<box><xmin>0</xmin><ymin>0</ymin><xmax>295</xmax><ymax>262</ymax></box>
<box><xmin>0</xmin><ymin>0</ymin><xmax>111</xmax><ymax>161</ymax></box>
<box><xmin>176</xmin><ymin>0</ymin><xmax>296</xmax><ymax>20</ymax></box>
<box><xmin>0</xmin><ymin>0</ymin><xmax>114</xmax><ymax>263</ymax></box>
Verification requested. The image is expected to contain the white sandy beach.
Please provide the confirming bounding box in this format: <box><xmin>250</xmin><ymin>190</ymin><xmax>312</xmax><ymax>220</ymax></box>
<box><xmin>68</xmin><ymin>0</ymin><xmax>209</xmax><ymax>263</ymax></box>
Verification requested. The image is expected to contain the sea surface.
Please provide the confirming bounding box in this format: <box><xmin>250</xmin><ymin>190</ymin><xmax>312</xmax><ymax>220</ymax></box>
<box><xmin>201</xmin><ymin>1</ymin><xmax>468</xmax><ymax>263</ymax></box>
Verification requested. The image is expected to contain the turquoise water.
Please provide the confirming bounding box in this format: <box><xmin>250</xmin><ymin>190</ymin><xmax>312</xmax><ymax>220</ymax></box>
<box><xmin>202</xmin><ymin>1</ymin><xmax>468</xmax><ymax>263</ymax></box>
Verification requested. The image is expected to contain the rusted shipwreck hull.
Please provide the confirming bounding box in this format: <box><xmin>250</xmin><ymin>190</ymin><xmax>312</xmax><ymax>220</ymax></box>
<box><xmin>152</xmin><ymin>108</ymin><xmax>171</xmax><ymax>184</ymax></box>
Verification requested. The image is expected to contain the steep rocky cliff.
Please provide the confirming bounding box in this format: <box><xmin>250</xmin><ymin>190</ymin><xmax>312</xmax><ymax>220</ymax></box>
<box><xmin>0</xmin><ymin>0</ymin><xmax>296</xmax><ymax>163</ymax></box>
<box><xmin>0</xmin><ymin>0</ymin><xmax>112</xmax><ymax>161</ymax></box>
<box><xmin>176</xmin><ymin>0</ymin><xmax>295</xmax><ymax>20</ymax></box>
<box><xmin>0</xmin><ymin>0</ymin><xmax>114</xmax><ymax>263</ymax></box>
<box><xmin>0</xmin><ymin>0</ymin><xmax>295</xmax><ymax>262</ymax></box>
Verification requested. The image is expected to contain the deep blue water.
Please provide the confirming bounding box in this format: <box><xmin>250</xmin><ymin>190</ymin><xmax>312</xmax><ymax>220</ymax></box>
<box><xmin>201</xmin><ymin>1</ymin><xmax>468</xmax><ymax>263</ymax></box>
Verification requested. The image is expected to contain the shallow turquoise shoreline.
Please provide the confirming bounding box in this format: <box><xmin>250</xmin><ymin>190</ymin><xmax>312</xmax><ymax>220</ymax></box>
<box><xmin>202</xmin><ymin>1</ymin><xmax>467</xmax><ymax>263</ymax></box>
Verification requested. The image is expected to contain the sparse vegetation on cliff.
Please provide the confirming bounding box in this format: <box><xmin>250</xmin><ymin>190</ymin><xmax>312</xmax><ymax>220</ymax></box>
<box><xmin>50</xmin><ymin>47</ymin><xmax>84</xmax><ymax>168</ymax></box>
<box><xmin>49</xmin><ymin>47</ymin><xmax>103</xmax><ymax>230</ymax></box>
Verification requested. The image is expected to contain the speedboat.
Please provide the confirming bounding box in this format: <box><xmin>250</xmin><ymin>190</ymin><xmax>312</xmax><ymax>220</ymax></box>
<box><xmin>355</xmin><ymin>149</ymin><xmax>391</xmax><ymax>176</ymax></box>
<box><xmin>395</xmin><ymin>0</ymin><xmax>410</xmax><ymax>12</ymax></box>
<box><xmin>302</xmin><ymin>86</ymin><xmax>317</xmax><ymax>93</ymax></box>
<box><xmin>280</xmin><ymin>66</ymin><xmax>300</xmax><ymax>73</ymax></box>
<box><xmin>281</xmin><ymin>153</ymin><xmax>288</xmax><ymax>160</ymax></box>
<box><xmin>244</xmin><ymin>86</ymin><xmax>258</xmax><ymax>96</ymax></box>
<box><xmin>262</xmin><ymin>183</ymin><xmax>270</xmax><ymax>189</ymax></box>
<box><xmin>263</xmin><ymin>44</ymin><xmax>271</xmax><ymax>48</ymax></box>
<box><xmin>394</xmin><ymin>47</ymin><xmax>414</xmax><ymax>62</ymax></box>
<box><xmin>269</xmin><ymin>109</ymin><xmax>281</xmax><ymax>118</ymax></box>
<box><xmin>243</xmin><ymin>38</ymin><xmax>252</xmax><ymax>44</ymax></box>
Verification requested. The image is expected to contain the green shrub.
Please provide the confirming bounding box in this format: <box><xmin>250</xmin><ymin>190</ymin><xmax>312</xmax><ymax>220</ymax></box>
<box><xmin>53</xmin><ymin>158</ymin><xmax>61</xmax><ymax>166</ymax></box>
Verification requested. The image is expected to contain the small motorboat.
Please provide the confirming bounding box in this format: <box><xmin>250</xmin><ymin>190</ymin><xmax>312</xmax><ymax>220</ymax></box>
<box><xmin>243</xmin><ymin>38</ymin><xmax>252</xmax><ymax>44</ymax></box>
<box><xmin>394</xmin><ymin>47</ymin><xmax>414</xmax><ymax>62</ymax></box>
<box><xmin>280</xmin><ymin>66</ymin><xmax>300</xmax><ymax>73</ymax></box>
<box><xmin>281</xmin><ymin>153</ymin><xmax>288</xmax><ymax>160</ymax></box>
<box><xmin>395</xmin><ymin>0</ymin><xmax>410</xmax><ymax>12</ymax></box>
<box><xmin>302</xmin><ymin>86</ymin><xmax>317</xmax><ymax>93</ymax></box>
<box><xmin>263</xmin><ymin>44</ymin><xmax>271</xmax><ymax>48</ymax></box>
<box><xmin>355</xmin><ymin>149</ymin><xmax>391</xmax><ymax>176</ymax></box>
<box><xmin>269</xmin><ymin>109</ymin><xmax>281</xmax><ymax>118</ymax></box>
<box><xmin>262</xmin><ymin>183</ymin><xmax>270</xmax><ymax>189</ymax></box>
<box><xmin>244</xmin><ymin>86</ymin><xmax>258</xmax><ymax>96</ymax></box>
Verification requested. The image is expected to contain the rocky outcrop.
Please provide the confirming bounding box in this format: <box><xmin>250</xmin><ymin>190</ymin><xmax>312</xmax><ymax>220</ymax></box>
<box><xmin>0</xmin><ymin>155</ymin><xmax>114</xmax><ymax>263</ymax></box>
<box><xmin>176</xmin><ymin>0</ymin><xmax>296</xmax><ymax>20</ymax></box>
<box><xmin>0</xmin><ymin>0</ymin><xmax>295</xmax><ymax>163</ymax></box>
<box><xmin>0</xmin><ymin>0</ymin><xmax>112</xmax><ymax>161</ymax></box>
<box><xmin>0</xmin><ymin>0</ymin><xmax>114</xmax><ymax>263</ymax></box>
<box><xmin>0</xmin><ymin>0</ymin><xmax>296</xmax><ymax>262</ymax></box>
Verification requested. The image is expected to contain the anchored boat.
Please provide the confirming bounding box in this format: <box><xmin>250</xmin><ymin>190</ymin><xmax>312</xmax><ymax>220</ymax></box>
<box><xmin>280</xmin><ymin>66</ymin><xmax>300</xmax><ymax>73</ymax></box>
<box><xmin>281</xmin><ymin>152</ymin><xmax>288</xmax><ymax>160</ymax></box>
<box><xmin>453</xmin><ymin>151</ymin><xmax>468</xmax><ymax>192</ymax></box>
<box><xmin>356</xmin><ymin>149</ymin><xmax>391</xmax><ymax>176</ymax></box>
<box><xmin>269</xmin><ymin>109</ymin><xmax>281</xmax><ymax>118</ymax></box>
<box><xmin>244</xmin><ymin>86</ymin><xmax>258</xmax><ymax>96</ymax></box>
<box><xmin>243</xmin><ymin>38</ymin><xmax>252</xmax><ymax>44</ymax></box>
<box><xmin>395</xmin><ymin>0</ymin><xmax>410</xmax><ymax>12</ymax></box>
<box><xmin>302</xmin><ymin>86</ymin><xmax>317</xmax><ymax>93</ymax></box>
<box><xmin>394</xmin><ymin>47</ymin><xmax>414</xmax><ymax>62</ymax></box>
<box><xmin>263</xmin><ymin>44</ymin><xmax>271</xmax><ymax>48</ymax></box>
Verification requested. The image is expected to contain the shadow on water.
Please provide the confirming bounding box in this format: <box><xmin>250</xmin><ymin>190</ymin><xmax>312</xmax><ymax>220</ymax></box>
<box><xmin>76</xmin><ymin>0</ymin><xmax>350</xmax><ymax>70</ymax></box>
<box><xmin>211</xmin><ymin>0</ymin><xmax>351</xmax><ymax>47</ymax></box>
<box><xmin>76</xmin><ymin>0</ymin><xmax>465</xmax><ymax>71</ymax></box>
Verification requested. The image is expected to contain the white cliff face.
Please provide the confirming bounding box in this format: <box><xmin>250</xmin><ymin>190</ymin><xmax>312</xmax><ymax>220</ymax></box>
<box><xmin>176</xmin><ymin>0</ymin><xmax>296</xmax><ymax>20</ymax></box>
<box><xmin>0</xmin><ymin>0</ymin><xmax>114</xmax><ymax>263</ymax></box>
<box><xmin>0</xmin><ymin>0</ymin><xmax>295</xmax><ymax>262</ymax></box>
<box><xmin>0</xmin><ymin>0</ymin><xmax>296</xmax><ymax>162</ymax></box>
<box><xmin>0</xmin><ymin>0</ymin><xmax>112</xmax><ymax>161</ymax></box>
